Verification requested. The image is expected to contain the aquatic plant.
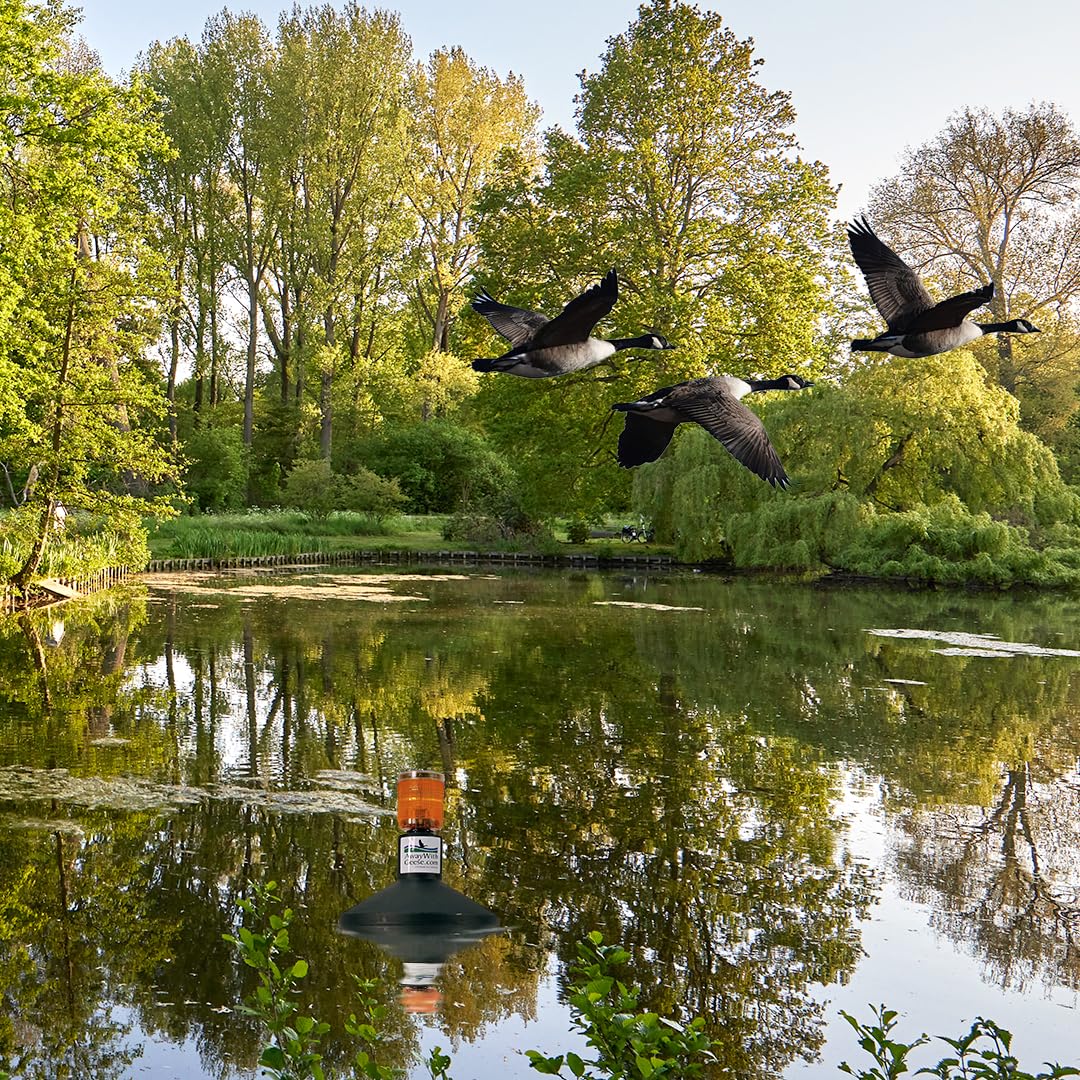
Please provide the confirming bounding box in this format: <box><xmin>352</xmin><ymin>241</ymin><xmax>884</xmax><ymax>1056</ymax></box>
<box><xmin>838</xmin><ymin>1005</ymin><xmax>1079</xmax><ymax>1080</ymax></box>
<box><xmin>222</xmin><ymin>886</ymin><xmax>1080</xmax><ymax>1080</ymax></box>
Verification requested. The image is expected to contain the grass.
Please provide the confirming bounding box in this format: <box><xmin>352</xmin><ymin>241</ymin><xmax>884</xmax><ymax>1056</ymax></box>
<box><xmin>145</xmin><ymin>511</ymin><xmax>674</xmax><ymax>561</ymax></box>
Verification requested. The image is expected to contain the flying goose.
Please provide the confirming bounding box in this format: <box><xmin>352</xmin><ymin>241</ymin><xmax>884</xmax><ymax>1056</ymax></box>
<box><xmin>471</xmin><ymin>269</ymin><xmax>675</xmax><ymax>378</ymax></box>
<box><xmin>847</xmin><ymin>216</ymin><xmax>1039</xmax><ymax>357</ymax></box>
<box><xmin>612</xmin><ymin>374</ymin><xmax>813</xmax><ymax>487</ymax></box>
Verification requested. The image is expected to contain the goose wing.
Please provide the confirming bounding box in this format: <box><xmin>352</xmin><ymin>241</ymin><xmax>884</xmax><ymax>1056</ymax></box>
<box><xmin>672</xmin><ymin>382</ymin><xmax>789</xmax><ymax>487</ymax></box>
<box><xmin>847</xmin><ymin>216</ymin><xmax>934</xmax><ymax>331</ymax></box>
<box><xmin>471</xmin><ymin>291</ymin><xmax>549</xmax><ymax>348</ymax></box>
<box><xmin>902</xmin><ymin>282</ymin><xmax>994</xmax><ymax>333</ymax></box>
<box><xmin>616</xmin><ymin>412</ymin><xmax>679</xmax><ymax>467</ymax></box>
<box><xmin>530</xmin><ymin>269</ymin><xmax>618</xmax><ymax>348</ymax></box>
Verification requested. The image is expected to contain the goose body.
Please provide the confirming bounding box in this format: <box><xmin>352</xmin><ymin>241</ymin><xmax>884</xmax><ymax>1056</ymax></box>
<box><xmin>847</xmin><ymin>216</ymin><xmax>1039</xmax><ymax>357</ymax></box>
<box><xmin>471</xmin><ymin>269</ymin><xmax>674</xmax><ymax>378</ymax></box>
<box><xmin>612</xmin><ymin>374</ymin><xmax>813</xmax><ymax>487</ymax></box>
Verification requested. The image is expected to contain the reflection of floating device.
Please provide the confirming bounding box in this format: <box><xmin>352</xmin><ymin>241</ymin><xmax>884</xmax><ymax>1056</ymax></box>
<box><xmin>338</xmin><ymin>770</ymin><xmax>501</xmax><ymax>1007</ymax></box>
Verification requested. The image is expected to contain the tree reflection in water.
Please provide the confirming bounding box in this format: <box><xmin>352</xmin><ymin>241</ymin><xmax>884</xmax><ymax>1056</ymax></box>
<box><xmin>0</xmin><ymin>570</ymin><xmax>1079</xmax><ymax>1078</ymax></box>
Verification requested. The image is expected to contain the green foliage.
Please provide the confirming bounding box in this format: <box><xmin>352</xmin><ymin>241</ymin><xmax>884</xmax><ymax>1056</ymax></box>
<box><xmin>566</xmin><ymin>520</ymin><xmax>591</xmax><ymax>544</ymax></box>
<box><xmin>525</xmin><ymin>932</ymin><xmax>717</xmax><ymax>1079</ymax></box>
<box><xmin>223</xmin><ymin>881</ymin><xmax>330</xmax><ymax>1080</ymax></box>
<box><xmin>150</xmin><ymin>509</ymin><xmax>404</xmax><ymax>558</ymax></box>
<box><xmin>441</xmin><ymin>507</ymin><xmax>557</xmax><ymax>552</ymax></box>
<box><xmin>641</xmin><ymin>353</ymin><xmax>1080</xmax><ymax>585</ymax></box>
<box><xmin>357</xmin><ymin>421</ymin><xmax>517</xmax><ymax>514</ymax></box>
<box><xmin>183</xmin><ymin>426</ymin><xmax>249</xmax><ymax>512</ymax></box>
<box><xmin>472</xmin><ymin>0</ymin><xmax>841</xmax><ymax>519</ymax></box>
<box><xmin>0</xmin><ymin>0</ymin><xmax>180</xmax><ymax>589</ymax></box>
<box><xmin>283</xmin><ymin>459</ymin><xmax>405</xmax><ymax>521</ymax></box>
<box><xmin>839</xmin><ymin>1005</ymin><xmax>1079</xmax><ymax>1080</ymax></box>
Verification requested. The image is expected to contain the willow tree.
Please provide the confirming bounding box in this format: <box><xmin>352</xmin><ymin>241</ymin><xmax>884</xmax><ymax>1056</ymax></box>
<box><xmin>0</xmin><ymin>0</ymin><xmax>178</xmax><ymax>591</ymax></box>
<box><xmin>866</xmin><ymin>104</ymin><xmax>1080</xmax><ymax>456</ymax></box>
<box><xmin>473</xmin><ymin>0</ymin><xmax>842</xmax><ymax>518</ymax></box>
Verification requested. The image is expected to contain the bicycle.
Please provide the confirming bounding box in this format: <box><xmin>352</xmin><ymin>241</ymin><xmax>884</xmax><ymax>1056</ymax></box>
<box><xmin>621</xmin><ymin>523</ymin><xmax>655</xmax><ymax>543</ymax></box>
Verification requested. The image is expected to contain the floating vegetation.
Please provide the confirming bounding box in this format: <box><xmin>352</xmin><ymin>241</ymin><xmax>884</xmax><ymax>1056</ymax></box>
<box><xmin>88</xmin><ymin>736</ymin><xmax>131</xmax><ymax>747</ymax></box>
<box><xmin>309</xmin><ymin>770</ymin><xmax>382</xmax><ymax>794</ymax></box>
<box><xmin>867</xmin><ymin>628</ymin><xmax>1080</xmax><ymax>658</ymax></box>
<box><xmin>5</xmin><ymin>816</ymin><xmax>85</xmax><ymax>835</ymax></box>
<box><xmin>593</xmin><ymin>601</ymin><xmax>705</xmax><ymax>612</ymax></box>
<box><xmin>144</xmin><ymin>571</ymin><xmax>471</xmax><ymax>605</ymax></box>
<box><xmin>0</xmin><ymin>766</ymin><xmax>392</xmax><ymax>818</ymax></box>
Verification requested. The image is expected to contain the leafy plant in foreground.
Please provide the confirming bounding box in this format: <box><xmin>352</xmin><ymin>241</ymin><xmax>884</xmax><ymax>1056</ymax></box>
<box><xmin>838</xmin><ymin>1005</ymin><xmax>1079</xmax><ymax>1080</ymax></box>
<box><xmin>223</xmin><ymin>881</ymin><xmax>330</xmax><ymax>1080</ymax></box>
<box><xmin>525</xmin><ymin>932</ymin><xmax>717</xmax><ymax>1079</ymax></box>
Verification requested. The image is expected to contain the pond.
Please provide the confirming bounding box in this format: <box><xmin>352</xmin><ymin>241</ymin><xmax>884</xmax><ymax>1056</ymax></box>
<box><xmin>1</xmin><ymin>565</ymin><xmax>1079</xmax><ymax>1079</ymax></box>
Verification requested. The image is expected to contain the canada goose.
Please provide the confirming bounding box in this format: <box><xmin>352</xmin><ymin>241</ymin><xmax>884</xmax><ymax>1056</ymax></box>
<box><xmin>612</xmin><ymin>374</ymin><xmax>813</xmax><ymax>487</ymax></box>
<box><xmin>471</xmin><ymin>269</ymin><xmax>675</xmax><ymax>378</ymax></box>
<box><xmin>847</xmin><ymin>216</ymin><xmax>1039</xmax><ymax>357</ymax></box>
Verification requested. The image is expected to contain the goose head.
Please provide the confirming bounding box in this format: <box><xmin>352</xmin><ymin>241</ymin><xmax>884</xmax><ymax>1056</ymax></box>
<box><xmin>646</xmin><ymin>333</ymin><xmax>676</xmax><ymax>350</ymax></box>
<box><xmin>1013</xmin><ymin>319</ymin><xmax>1040</xmax><ymax>334</ymax></box>
<box><xmin>778</xmin><ymin>374</ymin><xmax>814</xmax><ymax>389</ymax></box>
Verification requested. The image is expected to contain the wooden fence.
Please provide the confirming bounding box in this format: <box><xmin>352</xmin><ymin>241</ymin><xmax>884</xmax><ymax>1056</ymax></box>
<box><xmin>3</xmin><ymin>550</ymin><xmax>679</xmax><ymax>612</ymax></box>
<box><xmin>144</xmin><ymin>549</ymin><xmax>677</xmax><ymax>573</ymax></box>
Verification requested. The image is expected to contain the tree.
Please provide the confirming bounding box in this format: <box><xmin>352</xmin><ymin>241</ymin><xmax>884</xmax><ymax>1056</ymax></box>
<box><xmin>140</xmin><ymin>37</ymin><xmax>234</xmax><ymax>440</ymax></box>
<box><xmin>405</xmin><ymin>47</ymin><xmax>540</xmax><ymax>355</ymax></box>
<box><xmin>0</xmin><ymin>0</ymin><xmax>178</xmax><ymax>591</ymax></box>
<box><xmin>271</xmin><ymin>3</ymin><xmax>412</xmax><ymax>462</ymax></box>
<box><xmin>473</xmin><ymin>0</ymin><xmax>842</xmax><ymax>519</ymax></box>
<box><xmin>201</xmin><ymin>13</ymin><xmax>279</xmax><ymax>456</ymax></box>
<box><xmin>866</xmin><ymin>104</ymin><xmax>1080</xmax><ymax>457</ymax></box>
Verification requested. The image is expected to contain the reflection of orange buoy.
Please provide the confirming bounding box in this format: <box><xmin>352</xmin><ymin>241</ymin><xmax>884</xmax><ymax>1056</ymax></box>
<box><xmin>397</xmin><ymin>770</ymin><xmax>445</xmax><ymax>832</ymax></box>
<box><xmin>401</xmin><ymin>985</ymin><xmax>442</xmax><ymax>1014</ymax></box>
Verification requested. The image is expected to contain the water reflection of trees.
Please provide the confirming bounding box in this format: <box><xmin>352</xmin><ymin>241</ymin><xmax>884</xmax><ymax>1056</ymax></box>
<box><xmin>3</xmin><ymin>574</ymin><xmax>1080</xmax><ymax>1077</ymax></box>
<box><xmin>895</xmin><ymin>761</ymin><xmax>1080</xmax><ymax>993</ymax></box>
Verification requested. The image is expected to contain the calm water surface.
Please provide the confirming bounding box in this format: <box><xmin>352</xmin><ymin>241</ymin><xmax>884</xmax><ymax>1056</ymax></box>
<box><xmin>1</xmin><ymin>566</ymin><xmax>1079</xmax><ymax>1078</ymax></box>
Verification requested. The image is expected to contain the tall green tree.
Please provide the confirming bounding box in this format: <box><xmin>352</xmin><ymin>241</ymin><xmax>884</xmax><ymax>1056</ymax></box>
<box><xmin>140</xmin><ymin>36</ymin><xmax>234</xmax><ymax>440</ymax></box>
<box><xmin>271</xmin><ymin>3</ymin><xmax>412</xmax><ymax>461</ymax></box>
<box><xmin>0</xmin><ymin>0</ymin><xmax>178</xmax><ymax>590</ymax></box>
<box><xmin>473</xmin><ymin>0</ymin><xmax>842</xmax><ymax>518</ymax></box>
<box><xmin>405</xmin><ymin>47</ymin><xmax>540</xmax><ymax>356</ymax></box>
<box><xmin>201</xmin><ymin>12</ymin><xmax>279</xmax><ymax>454</ymax></box>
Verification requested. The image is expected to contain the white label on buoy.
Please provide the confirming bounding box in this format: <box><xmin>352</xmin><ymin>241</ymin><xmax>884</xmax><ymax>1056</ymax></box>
<box><xmin>399</xmin><ymin>834</ymin><xmax>442</xmax><ymax>875</ymax></box>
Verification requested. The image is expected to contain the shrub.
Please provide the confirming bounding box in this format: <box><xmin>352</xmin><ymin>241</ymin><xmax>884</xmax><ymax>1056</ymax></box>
<box><xmin>356</xmin><ymin>421</ymin><xmax>517</xmax><ymax>513</ymax></box>
<box><xmin>282</xmin><ymin>460</ymin><xmax>405</xmax><ymax>520</ymax></box>
<box><xmin>182</xmin><ymin>426</ymin><xmax>249</xmax><ymax>512</ymax></box>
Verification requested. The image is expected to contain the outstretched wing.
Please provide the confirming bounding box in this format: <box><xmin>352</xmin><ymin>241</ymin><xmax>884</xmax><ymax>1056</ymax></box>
<box><xmin>673</xmin><ymin>384</ymin><xmax>789</xmax><ymax>488</ymax></box>
<box><xmin>902</xmin><ymin>282</ymin><xmax>994</xmax><ymax>333</ymax></box>
<box><xmin>847</xmin><ymin>216</ymin><xmax>934</xmax><ymax>331</ymax></box>
<box><xmin>530</xmin><ymin>269</ymin><xmax>619</xmax><ymax>348</ymax></box>
<box><xmin>471</xmin><ymin>291</ymin><xmax>549</xmax><ymax>347</ymax></box>
<box><xmin>616</xmin><ymin>413</ymin><xmax>678</xmax><ymax>467</ymax></box>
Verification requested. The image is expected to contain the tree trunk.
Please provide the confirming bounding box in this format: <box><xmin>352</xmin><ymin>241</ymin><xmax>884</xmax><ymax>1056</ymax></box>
<box><xmin>320</xmin><ymin>307</ymin><xmax>335</xmax><ymax>461</ymax></box>
<box><xmin>244</xmin><ymin>274</ymin><xmax>258</xmax><ymax>448</ymax></box>
<box><xmin>166</xmin><ymin>314</ymin><xmax>180</xmax><ymax>444</ymax></box>
<box><xmin>12</xmin><ymin>261</ymin><xmax>78</xmax><ymax>591</ymax></box>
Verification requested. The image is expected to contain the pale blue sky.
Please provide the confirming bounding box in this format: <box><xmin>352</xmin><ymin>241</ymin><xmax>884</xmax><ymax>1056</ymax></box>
<box><xmin>75</xmin><ymin>0</ymin><xmax>1080</xmax><ymax>218</ymax></box>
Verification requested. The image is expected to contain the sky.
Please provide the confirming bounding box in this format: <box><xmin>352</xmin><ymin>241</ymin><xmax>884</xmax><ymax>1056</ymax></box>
<box><xmin>74</xmin><ymin>0</ymin><xmax>1080</xmax><ymax>219</ymax></box>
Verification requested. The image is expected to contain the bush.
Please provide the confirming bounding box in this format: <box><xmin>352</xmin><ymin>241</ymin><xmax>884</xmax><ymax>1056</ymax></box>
<box><xmin>355</xmin><ymin>420</ymin><xmax>517</xmax><ymax>513</ymax></box>
<box><xmin>282</xmin><ymin>459</ymin><xmax>405</xmax><ymax>520</ymax></box>
<box><xmin>566</xmin><ymin>519</ymin><xmax>591</xmax><ymax>544</ymax></box>
<box><xmin>182</xmin><ymin>426</ymin><xmax>248</xmax><ymax>512</ymax></box>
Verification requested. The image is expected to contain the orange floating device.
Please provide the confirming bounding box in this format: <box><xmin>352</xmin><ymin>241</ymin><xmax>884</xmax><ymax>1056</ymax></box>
<box><xmin>397</xmin><ymin>770</ymin><xmax>445</xmax><ymax>832</ymax></box>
